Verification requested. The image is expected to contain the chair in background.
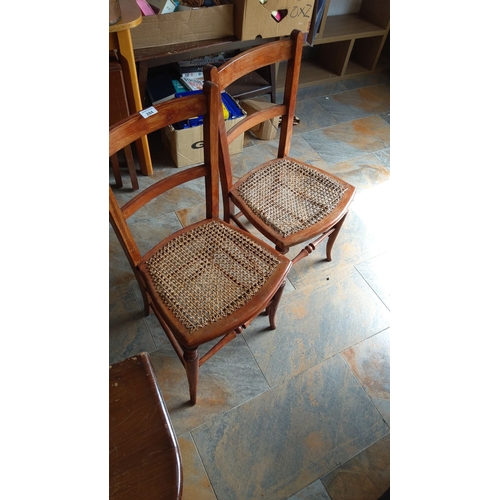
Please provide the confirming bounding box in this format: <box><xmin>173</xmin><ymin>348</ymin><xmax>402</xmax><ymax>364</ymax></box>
<box><xmin>109</xmin><ymin>56</ymin><xmax>139</xmax><ymax>190</ymax></box>
<box><xmin>204</xmin><ymin>30</ymin><xmax>356</xmax><ymax>265</ymax></box>
<box><xmin>109</xmin><ymin>83</ymin><xmax>291</xmax><ymax>404</ymax></box>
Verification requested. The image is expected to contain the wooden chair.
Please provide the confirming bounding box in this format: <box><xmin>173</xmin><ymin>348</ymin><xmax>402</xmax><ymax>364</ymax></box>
<box><xmin>109</xmin><ymin>82</ymin><xmax>291</xmax><ymax>405</ymax></box>
<box><xmin>109</xmin><ymin>57</ymin><xmax>139</xmax><ymax>190</ymax></box>
<box><xmin>204</xmin><ymin>30</ymin><xmax>357</xmax><ymax>265</ymax></box>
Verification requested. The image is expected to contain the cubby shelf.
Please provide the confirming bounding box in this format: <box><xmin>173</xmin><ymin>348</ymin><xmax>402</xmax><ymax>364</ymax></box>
<box><xmin>277</xmin><ymin>0</ymin><xmax>389</xmax><ymax>92</ymax></box>
<box><xmin>318</xmin><ymin>14</ymin><xmax>387</xmax><ymax>43</ymax></box>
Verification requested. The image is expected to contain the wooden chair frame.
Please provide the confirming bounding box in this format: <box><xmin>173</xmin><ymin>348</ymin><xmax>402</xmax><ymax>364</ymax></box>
<box><xmin>109</xmin><ymin>83</ymin><xmax>291</xmax><ymax>404</ymax></box>
<box><xmin>204</xmin><ymin>30</ymin><xmax>356</xmax><ymax>265</ymax></box>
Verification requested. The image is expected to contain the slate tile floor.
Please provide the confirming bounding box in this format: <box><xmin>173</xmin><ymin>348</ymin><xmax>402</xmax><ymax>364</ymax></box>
<box><xmin>109</xmin><ymin>71</ymin><xmax>390</xmax><ymax>500</ymax></box>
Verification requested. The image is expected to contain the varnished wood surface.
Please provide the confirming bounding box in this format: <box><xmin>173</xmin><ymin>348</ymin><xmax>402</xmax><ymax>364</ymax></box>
<box><xmin>109</xmin><ymin>0</ymin><xmax>142</xmax><ymax>33</ymax></box>
<box><xmin>109</xmin><ymin>86</ymin><xmax>291</xmax><ymax>404</ymax></box>
<box><xmin>206</xmin><ymin>30</ymin><xmax>357</xmax><ymax>261</ymax></box>
<box><xmin>319</xmin><ymin>14</ymin><xmax>386</xmax><ymax>43</ymax></box>
<box><xmin>109</xmin><ymin>352</ymin><xmax>182</xmax><ymax>499</ymax></box>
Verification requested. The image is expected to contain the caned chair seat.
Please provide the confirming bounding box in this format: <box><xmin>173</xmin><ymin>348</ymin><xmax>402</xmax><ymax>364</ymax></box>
<box><xmin>232</xmin><ymin>158</ymin><xmax>353</xmax><ymax>244</ymax></box>
<box><xmin>142</xmin><ymin>219</ymin><xmax>284</xmax><ymax>342</ymax></box>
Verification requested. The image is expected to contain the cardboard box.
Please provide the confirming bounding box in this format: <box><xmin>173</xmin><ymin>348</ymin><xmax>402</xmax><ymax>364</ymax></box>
<box><xmin>147</xmin><ymin>0</ymin><xmax>178</xmax><ymax>15</ymax></box>
<box><xmin>131</xmin><ymin>4</ymin><xmax>234</xmax><ymax>49</ymax></box>
<box><xmin>231</xmin><ymin>0</ymin><xmax>314</xmax><ymax>41</ymax></box>
<box><xmin>239</xmin><ymin>99</ymin><xmax>279</xmax><ymax>140</ymax></box>
<box><xmin>162</xmin><ymin>96</ymin><xmax>246</xmax><ymax>168</ymax></box>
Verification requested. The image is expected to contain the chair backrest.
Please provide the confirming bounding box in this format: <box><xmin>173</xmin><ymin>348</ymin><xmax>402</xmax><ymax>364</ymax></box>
<box><xmin>109</xmin><ymin>82</ymin><xmax>220</xmax><ymax>274</ymax></box>
<box><xmin>203</xmin><ymin>29</ymin><xmax>304</xmax><ymax>199</ymax></box>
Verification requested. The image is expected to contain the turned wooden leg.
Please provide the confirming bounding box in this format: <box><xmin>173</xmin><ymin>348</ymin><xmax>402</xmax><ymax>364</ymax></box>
<box><xmin>266</xmin><ymin>280</ymin><xmax>286</xmax><ymax>330</ymax></box>
<box><xmin>326</xmin><ymin>212</ymin><xmax>348</xmax><ymax>262</ymax></box>
<box><xmin>183</xmin><ymin>348</ymin><xmax>200</xmax><ymax>405</ymax></box>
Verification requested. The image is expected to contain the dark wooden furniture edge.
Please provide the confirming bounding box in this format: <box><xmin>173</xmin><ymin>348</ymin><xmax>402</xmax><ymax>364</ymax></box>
<box><xmin>109</xmin><ymin>352</ymin><xmax>182</xmax><ymax>499</ymax></box>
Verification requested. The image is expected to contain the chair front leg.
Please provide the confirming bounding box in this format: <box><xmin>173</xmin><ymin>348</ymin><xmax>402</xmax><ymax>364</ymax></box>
<box><xmin>266</xmin><ymin>280</ymin><xmax>286</xmax><ymax>330</ymax></box>
<box><xmin>326</xmin><ymin>212</ymin><xmax>348</xmax><ymax>262</ymax></box>
<box><xmin>183</xmin><ymin>347</ymin><xmax>200</xmax><ymax>405</ymax></box>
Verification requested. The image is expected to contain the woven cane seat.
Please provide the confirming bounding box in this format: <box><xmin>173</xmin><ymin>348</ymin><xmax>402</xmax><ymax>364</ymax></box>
<box><xmin>145</xmin><ymin>220</ymin><xmax>281</xmax><ymax>334</ymax></box>
<box><xmin>235</xmin><ymin>159</ymin><xmax>348</xmax><ymax>238</ymax></box>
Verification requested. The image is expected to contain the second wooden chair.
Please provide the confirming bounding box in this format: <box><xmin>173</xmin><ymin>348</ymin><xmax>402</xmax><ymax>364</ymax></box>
<box><xmin>204</xmin><ymin>30</ymin><xmax>356</xmax><ymax>265</ymax></box>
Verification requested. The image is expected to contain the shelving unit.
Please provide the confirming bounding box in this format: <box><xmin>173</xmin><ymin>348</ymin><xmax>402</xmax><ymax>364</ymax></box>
<box><xmin>277</xmin><ymin>0</ymin><xmax>389</xmax><ymax>90</ymax></box>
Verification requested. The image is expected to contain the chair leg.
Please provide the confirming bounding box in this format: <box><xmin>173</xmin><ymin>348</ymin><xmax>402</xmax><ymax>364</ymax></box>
<box><xmin>183</xmin><ymin>348</ymin><xmax>200</xmax><ymax>405</ymax></box>
<box><xmin>139</xmin><ymin>285</ymin><xmax>150</xmax><ymax>317</ymax></box>
<box><xmin>276</xmin><ymin>243</ymin><xmax>290</xmax><ymax>255</ymax></box>
<box><xmin>110</xmin><ymin>154</ymin><xmax>123</xmax><ymax>188</ymax></box>
<box><xmin>266</xmin><ymin>280</ymin><xmax>286</xmax><ymax>330</ymax></box>
<box><xmin>326</xmin><ymin>212</ymin><xmax>348</xmax><ymax>261</ymax></box>
<box><xmin>124</xmin><ymin>145</ymin><xmax>139</xmax><ymax>191</ymax></box>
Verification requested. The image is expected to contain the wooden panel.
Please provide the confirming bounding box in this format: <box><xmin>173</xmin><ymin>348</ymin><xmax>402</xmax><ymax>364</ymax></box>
<box><xmin>317</xmin><ymin>14</ymin><xmax>387</xmax><ymax>44</ymax></box>
<box><xmin>359</xmin><ymin>0</ymin><xmax>390</xmax><ymax>30</ymax></box>
<box><xmin>316</xmin><ymin>40</ymin><xmax>353</xmax><ymax>76</ymax></box>
<box><xmin>109</xmin><ymin>353</ymin><xmax>182</xmax><ymax>500</ymax></box>
<box><xmin>350</xmin><ymin>35</ymin><xmax>385</xmax><ymax>71</ymax></box>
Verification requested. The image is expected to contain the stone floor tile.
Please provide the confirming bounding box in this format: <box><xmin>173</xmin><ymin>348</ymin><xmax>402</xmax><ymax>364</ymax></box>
<box><xmin>316</xmin><ymin>85</ymin><xmax>390</xmax><ymax>124</ymax></box>
<box><xmin>109</xmin><ymin>282</ymin><xmax>156</xmax><ymax>365</ymax></box>
<box><xmin>336</xmin><ymin>73</ymin><xmax>389</xmax><ymax>91</ymax></box>
<box><xmin>373</xmin><ymin>148</ymin><xmax>390</xmax><ymax>169</ymax></box>
<box><xmin>323</xmin><ymin>152</ymin><xmax>390</xmax><ymax>191</ymax></box>
<box><xmin>286</xmin><ymin>479</ymin><xmax>332</xmax><ymax>500</ymax></box>
<box><xmin>178</xmin><ymin>433</ymin><xmax>217</xmax><ymax>500</ymax></box>
<box><xmin>355</xmin><ymin>252</ymin><xmax>391</xmax><ymax>311</ymax></box>
<box><xmin>293</xmin><ymin>99</ymin><xmax>341</xmax><ymax>134</ymax></box>
<box><xmin>148</xmin><ymin>334</ymin><xmax>270</xmax><ymax>436</ymax></box>
<box><xmin>244</xmin><ymin>266</ymin><xmax>390</xmax><ymax>388</ymax></box>
<box><xmin>321</xmin><ymin>434</ymin><xmax>390</xmax><ymax>500</ymax></box>
<box><xmin>342</xmin><ymin>328</ymin><xmax>390</xmax><ymax>425</ymax></box>
<box><xmin>301</xmin><ymin>115</ymin><xmax>390</xmax><ymax>166</ymax></box>
<box><xmin>287</xmin><ymin>182</ymin><xmax>390</xmax><ymax>289</ymax></box>
<box><xmin>191</xmin><ymin>354</ymin><xmax>389</xmax><ymax>500</ymax></box>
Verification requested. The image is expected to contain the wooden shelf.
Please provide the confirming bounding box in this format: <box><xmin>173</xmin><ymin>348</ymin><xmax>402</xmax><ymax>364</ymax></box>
<box><xmin>275</xmin><ymin>0</ymin><xmax>390</xmax><ymax>92</ymax></box>
<box><xmin>315</xmin><ymin>14</ymin><xmax>387</xmax><ymax>44</ymax></box>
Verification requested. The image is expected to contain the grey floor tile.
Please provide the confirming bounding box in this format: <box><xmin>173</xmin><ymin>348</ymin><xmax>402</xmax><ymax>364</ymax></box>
<box><xmin>244</xmin><ymin>266</ymin><xmax>390</xmax><ymax>388</ymax></box>
<box><xmin>379</xmin><ymin>111</ymin><xmax>390</xmax><ymax>124</ymax></box>
<box><xmin>356</xmin><ymin>252</ymin><xmax>391</xmax><ymax>310</ymax></box>
<box><xmin>149</xmin><ymin>334</ymin><xmax>270</xmax><ymax>436</ymax></box>
<box><xmin>301</xmin><ymin>115</ymin><xmax>390</xmax><ymax>166</ymax></box>
<box><xmin>293</xmin><ymin>99</ymin><xmax>341</xmax><ymax>134</ymax></box>
<box><xmin>338</xmin><ymin>73</ymin><xmax>390</xmax><ymax>91</ymax></box>
<box><xmin>287</xmin><ymin>479</ymin><xmax>331</xmax><ymax>500</ymax></box>
<box><xmin>316</xmin><ymin>85</ymin><xmax>390</xmax><ymax>124</ymax></box>
<box><xmin>323</xmin><ymin>152</ymin><xmax>390</xmax><ymax>191</ymax></box>
<box><xmin>178</xmin><ymin>433</ymin><xmax>217</xmax><ymax>500</ymax></box>
<box><xmin>191</xmin><ymin>354</ymin><xmax>389</xmax><ymax>500</ymax></box>
<box><xmin>287</xmin><ymin>181</ymin><xmax>391</xmax><ymax>289</ymax></box>
<box><xmin>109</xmin><ymin>77</ymin><xmax>391</xmax><ymax>499</ymax></box>
<box><xmin>321</xmin><ymin>433</ymin><xmax>390</xmax><ymax>500</ymax></box>
<box><xmin>342</xmin><ymin>328</ymin><xmax>390</xmax><ymax>425</ymax></box>
<box><xmin>109</xmin><ymin>282</ymin><xmax>156</xmax><ymax>365</ymax></box>
<box><xmin>373</xmin><ymin>148</ymin><xmax>390</xmax><ymax>169</ymax></box>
